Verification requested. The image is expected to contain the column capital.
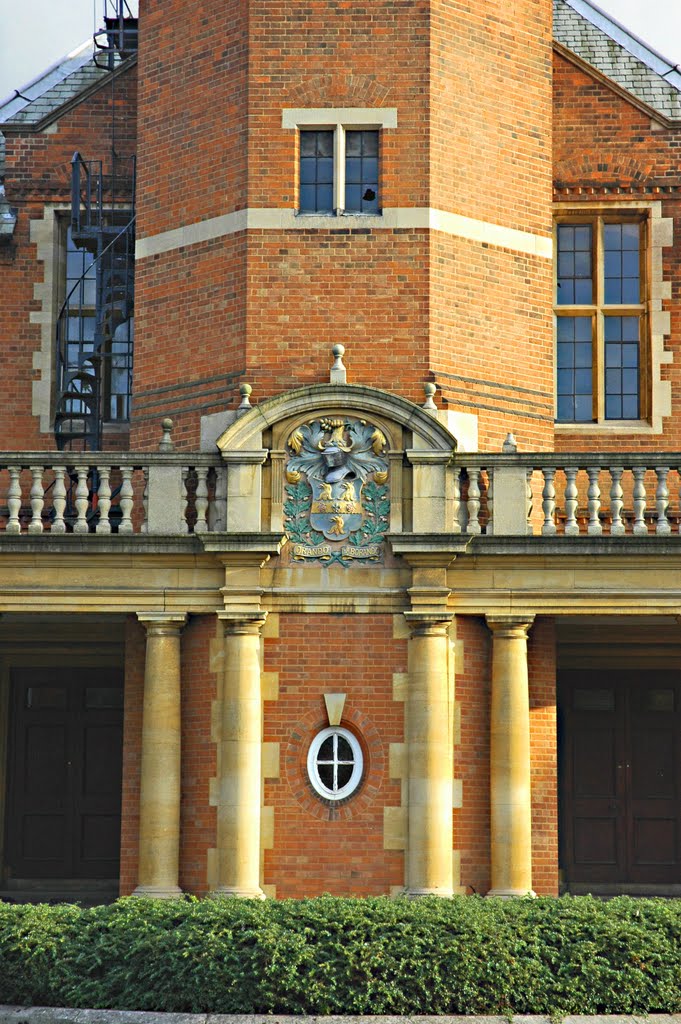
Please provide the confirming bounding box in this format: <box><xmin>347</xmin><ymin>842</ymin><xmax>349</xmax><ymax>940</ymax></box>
<box><xmin>218</xmin><ymin>610</ymin><xmax>268</xmax><ymax>636</ymax></box>
<box><xmin>485</xmin><ymin>615</ymin><xmax>535</xmax><ymax>639</ymax></box>
<box><xmin>136</xmin><ymin>612</ymin><xmax>188</xmax><ymax>636</ymax></box>
<box><xmin>403</xmin><ymin>610</ymin><xmax>453</xmax><ymax>637</ymax></box>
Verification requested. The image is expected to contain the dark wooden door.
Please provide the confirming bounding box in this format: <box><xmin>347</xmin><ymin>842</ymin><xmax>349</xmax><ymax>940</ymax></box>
<box><xmin>5</xmin><ymin>668</ymin><xmax>123</xmax><ymax>880</ymax></box>
<box><xmin>560</xmin><ymin>671</ymin><xmax>681</xmax><ymax>886</ymax></box>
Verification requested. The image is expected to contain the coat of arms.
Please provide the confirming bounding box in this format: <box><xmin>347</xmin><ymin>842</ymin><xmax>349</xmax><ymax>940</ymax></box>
<box><xmin>283</xmin><ymin>416</ymin><xmax>390</xmax><ymax>564</ymax></box>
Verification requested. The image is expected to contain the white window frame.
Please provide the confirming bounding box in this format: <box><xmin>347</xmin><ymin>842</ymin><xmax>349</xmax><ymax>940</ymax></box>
<box><xmin>283</xmin><ymin>107</ymin><xmax>397</xmax><ymax>217</ymax></box>
<box><xmin>307</xmin><ymin>726</ymin><xmax>363</xmax><ymax>801</ymax></box>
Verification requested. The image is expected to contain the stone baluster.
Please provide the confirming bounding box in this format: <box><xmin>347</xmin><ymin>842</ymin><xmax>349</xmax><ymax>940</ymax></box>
<box><xmin>96</xmin><ymin>466</ymin><xmax>112</xmax><ymax>534</ymax></box>
<box><xmin>526</xmin><ymin>469</ymin><xmax>533</xmax><ymax>534</ymax></box>
<box><xmin>466</xmin><ymin>466</ymin><xmax>481</xmax><ymax>535</ymax></box>
<box><xmin>655</xmin><ymin>466</ymin><xmax>671</xmax><ymax>536</ymax></box>
<box><xmin>180</xmin><ymin>468</ymin><xmax>189</xmax><ymax>535</ymax></box>
<box><xmin>134</xmin><ymin>613</ymin><xmax>187</xmax><ymax>898</ymax></box>
<box><xmin>27</xmin><ymin>466</ymin><xmax>44</xmax><ymax>534</ymax></box>
<box><xmin>485</xmin><ymin>468</ymin><xmax>494</xmax><ymax>535</ymax></box>
<box><xmin>119</xmin><ymin>467</ymin><xmax>134</xmax><ymax>534</ymax></box>
<box><xmin>194</xmin><ymin>468</ymin><xmax>209</xmax><ymax>534</ymax></box>
<box><xmin>564</xmin><ymin>466</ymin><xmax>579</xmax><ymax>536</ymax></box>
<box><xmin>586</xmin><ymin>466</ymin><xmax>602</xmax><ymax>536</ymax></box>
<box><xmin>140</xmin><ymin>468</ymin><xmax>149</xmax><ymax>534</ymax></box>
<box><xmin>451</xmin><ymin>465</ymin><xmax>462</xmax><ymax>535</ymax></box>
<box><xmin>632</xmin><ymin>466</ymin><xmax>647</xmax><ymax>536</ymax></box>
<box><xmin>73</xmin><ymin>466</ymin><xmax>90</xmax><ymax>535</ymax></box>
<box><xmin>211</xmin><ymin>468</ymin><xmax>227</xmax><ymax>532</ymax></box>
<box><xmin>541</xmin><ymin>467</ymin><xmax>556</xmax><ymax>536</ymax></box>
<box><xmin>51</xmin><ymin>466</ymin><xmax>67</xmax><ymax>534</ymax></box>
<box><xmin>610</xmin><ymin>467</ymin><xmax>625</xmax><ymax>535</ymax></box>
<box><xmin>6</xmin><ymin>468</ymin><xmax>21</xmax><ymax>534</ymax></box>
<box><xmin>486</xmin><ymin>615</ymin><xmax>536</xmax><ymax>898</ymax></box>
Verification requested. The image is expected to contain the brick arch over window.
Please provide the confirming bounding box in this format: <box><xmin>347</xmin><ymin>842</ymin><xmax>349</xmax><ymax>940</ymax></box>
<box><xmin>216</xmin><ymin>382</ymin><xmax>458</xmax><ymax>454</ymax></box>
<box><xmin>288</xmin><ymin>73</ymin><xmax>391</xmax><ymax>109</ymax></box>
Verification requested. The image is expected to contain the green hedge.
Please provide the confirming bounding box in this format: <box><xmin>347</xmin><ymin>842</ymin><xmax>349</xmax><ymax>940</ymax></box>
<box><xmin>1</xmin><ymin>895</ymin><xmax>680</xmax><ymax>1014</ymax></box>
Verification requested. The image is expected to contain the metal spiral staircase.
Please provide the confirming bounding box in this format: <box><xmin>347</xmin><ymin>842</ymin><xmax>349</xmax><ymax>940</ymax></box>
<box><xmin>54</xmin><ymin>0</ymin><xmax>137</xmax><ymax>452</ymax></box>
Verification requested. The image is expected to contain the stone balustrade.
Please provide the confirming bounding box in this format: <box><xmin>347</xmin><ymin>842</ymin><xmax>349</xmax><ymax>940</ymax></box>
<box><xmin>456</xmin><ymin>453</ymin><xmax>681</xmax><ymax>537</ymax></box>
<box><xmin>1</xmin><ymin>449</ymin><xmax>681</xmax><ymax>539</ymax></box>
<box><xmin>0</xmin><ymin>453</ymin><xmax>224</xmax><ymax>536</ymax></box>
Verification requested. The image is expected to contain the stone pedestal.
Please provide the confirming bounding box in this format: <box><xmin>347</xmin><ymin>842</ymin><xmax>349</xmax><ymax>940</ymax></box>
<box><xmin>133</xmin><ymin>613</ymin><xmax>187</xmax><ymax>898</ymax></box>
<box><xmin>486</xmin><ymin>615</ymin><xmax>535</xmax><ymax>898</ymax></box>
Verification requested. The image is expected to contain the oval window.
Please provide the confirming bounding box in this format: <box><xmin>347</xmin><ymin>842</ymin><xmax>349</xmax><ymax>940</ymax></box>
<box><xmin>307</xmin><ymin>726</ymin><xmax>363</xmax><ymax>801</ymax></box>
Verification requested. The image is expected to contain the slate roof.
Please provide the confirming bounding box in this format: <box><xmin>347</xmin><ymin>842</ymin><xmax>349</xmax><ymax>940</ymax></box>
<box><xmin>554</xmin><ymin>0</ymin><xmax>681</xmax><ymax>122</ymax></box>
<box><xmin>0</xmin><ymin>40</ymin><xmax>127</xmax><ymax>130</ymax></box>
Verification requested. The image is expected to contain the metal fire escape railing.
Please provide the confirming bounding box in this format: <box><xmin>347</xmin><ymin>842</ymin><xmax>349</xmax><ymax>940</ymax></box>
<box><xmin>54</xmin><ymin>153</ymin><xmax>136</xmax><ymax>451</ymax></box>
<box><xmin>93</xmin><ymin>0</ymin><xmax>139</xmax><ymax>69</ymax></box>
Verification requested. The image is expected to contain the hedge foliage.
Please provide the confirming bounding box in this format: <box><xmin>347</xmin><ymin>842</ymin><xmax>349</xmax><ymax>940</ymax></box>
<box><xmin>0</xmin><ymin>895</ymin><xmax>680</xmax><ymax>1014</ymax></box>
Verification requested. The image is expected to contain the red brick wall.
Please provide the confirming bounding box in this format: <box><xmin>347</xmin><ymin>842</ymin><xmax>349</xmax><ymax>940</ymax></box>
<box><xmin>431</xmin><ymin>237</ymin><xmax>554</xmax><ymax>450</ymax></box>
<box><xmin>430</xmin><ymin>0</ymin><xmax>552</xmax><ymax>234</ymax></box>
<box><xmin>454</xmin><ymin>614</ymin><xmax>558</xmax><ymax>897</ymax></box>
<box><xmin>132</xmin><ymin>0</ymin><xmax>555</xmax><ymax>450</ymax></box>
<box><xmin>454</xmin><ymin>615</ymin><xmax>491</xmax><ymax>895</ymax></box>
<box><xmin>263</xmin><ymin>613</ymin><xmax>406</xmax><ymax>897</ymax></box>
<box><xmin>179</xmin><ymin>616</ymin><xmax>217</xmax><ymax>895</ymax></box>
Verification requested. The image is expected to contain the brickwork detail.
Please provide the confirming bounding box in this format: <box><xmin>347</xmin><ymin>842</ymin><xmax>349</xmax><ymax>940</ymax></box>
<box><xmin>263</xmin><ymin>613</ymin><xmax>405</xmax><ymax>897</ymax></box>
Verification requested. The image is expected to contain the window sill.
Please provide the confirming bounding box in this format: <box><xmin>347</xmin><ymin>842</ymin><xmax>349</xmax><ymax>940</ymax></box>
<box><xmin>295</xmin><ymin>210</ymin><xmax>383</xmax><ymax>219</ymax></box>
<box><xmin>554</xmin><ymin>420</ymin><xmax>656</xmax><ymax>435</ymax></box>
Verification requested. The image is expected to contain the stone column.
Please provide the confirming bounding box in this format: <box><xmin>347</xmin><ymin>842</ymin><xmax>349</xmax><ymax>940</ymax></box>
<box><xmin>213</xmin><ymin>612</ymin><xmax>267</xmax><ymax>898</ymax></box>
<box><xmin>486</xmin><ymin>615</ymin><xmax>535</xmax><ymax>898</ymax></box>
<box><xmin>134</xmin><ymin>613</ymin><xmax>187</xmax><ymax>898</ymax></box>
<box><xmin>404</xmin><ymin>611</ymin><xmax>454</xmax><ymax>897</ymax></box>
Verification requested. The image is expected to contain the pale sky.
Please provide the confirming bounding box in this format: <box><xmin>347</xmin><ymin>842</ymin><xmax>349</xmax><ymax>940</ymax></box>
<box><xmin>0</xmin><ymin>0</ymin><xmax>679</xmax><ymax>104</ymax></box>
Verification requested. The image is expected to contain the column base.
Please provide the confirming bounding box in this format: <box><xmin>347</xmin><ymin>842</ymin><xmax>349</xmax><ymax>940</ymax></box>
<box><xmin>209</xmin><ymin>885</ymin><xmax>266</xmax><ymax>899</ymax></box>
<box><xmin>404</xmin><ymin>886</ymin><xmax>454</xmax><ymax>898</ymax></box>
<box><xmin>486</xmin><ymin>888</ymin><xmax>536</xmax><ymax>899</ymax></box>
<box><xmin>132</xmin><ymin>884</ymin><xmax>183</xmax><ymax>899</ymax></box>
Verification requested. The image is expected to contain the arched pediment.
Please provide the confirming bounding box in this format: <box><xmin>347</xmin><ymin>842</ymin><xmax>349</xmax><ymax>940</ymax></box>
<box><xmin>215</xmin><ymin>383</ymin><xmax>457</xmax><ymax>453</ymax></box>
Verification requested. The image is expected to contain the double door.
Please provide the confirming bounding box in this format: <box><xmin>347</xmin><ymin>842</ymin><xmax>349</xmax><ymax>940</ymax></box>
<box><xmin>560</xmin><ymin>671</ymin><xmax>681</xmax><ymax>887</ymax></box>
<box><xmin>5</xmin><ymin>668</ymin><xmax>123</xmax><ymax>880</ymax></box>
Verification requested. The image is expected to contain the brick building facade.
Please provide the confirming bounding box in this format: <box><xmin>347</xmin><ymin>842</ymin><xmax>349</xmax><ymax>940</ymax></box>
<box><xmin>0</xmin><ymin>0</ymin><xmax>680</xmax><ymax>902</ymax></box>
